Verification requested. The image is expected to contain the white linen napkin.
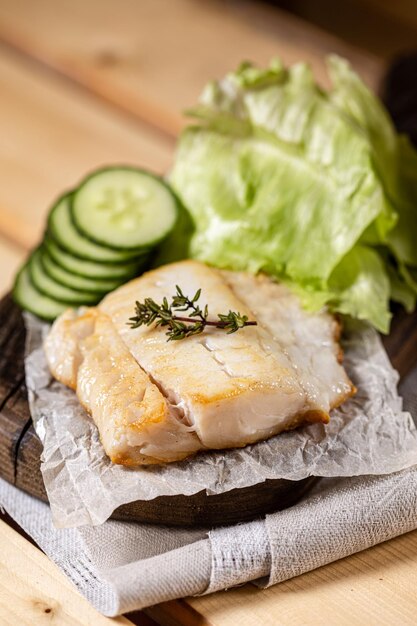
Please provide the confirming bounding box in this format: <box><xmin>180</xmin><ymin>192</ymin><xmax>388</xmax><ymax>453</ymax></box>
<box><xmin>2</xmin><ymin>466</ymin><xmax>417</xmax><ymax>615</ymax></box>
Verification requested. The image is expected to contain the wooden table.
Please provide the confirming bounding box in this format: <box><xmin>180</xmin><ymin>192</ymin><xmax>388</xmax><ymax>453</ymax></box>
<box><xmin>0</xmin><ymin>2</ymin><xmax>416</xmax><ymax>624</ymax></box>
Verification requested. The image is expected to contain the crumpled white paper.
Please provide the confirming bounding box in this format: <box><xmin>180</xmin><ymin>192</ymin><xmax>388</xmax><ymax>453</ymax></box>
<box><xmin>24</xmin><ymin>314</ymin><xmax>417</xmax><ymax>528</ymax></box>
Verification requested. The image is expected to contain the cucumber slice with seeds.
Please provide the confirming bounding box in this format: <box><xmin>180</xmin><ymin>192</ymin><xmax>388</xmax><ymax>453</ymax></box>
<box><xmin>13</xmin><ymin>264</ymin><xmax>68</xmax><ymax>321</ymax></box>
<box><xmin>44</xmin><ymin>235</ymin><xmax>148</xmax><ymax>280</ymax></box>
<box><xmin>71</xmin><ymin>167</ymin><xmax>178</xmax><ymax>250</ymax></box>
<box><xmin>48</xmin><ymin>194</ymin><xmax>143</xmax><ymax>263</ymax></box>
<box><xmin>40</xmin><ymin>248</ymin><xmax>124</xmax><ymax>293</ymax></box>
<box><xmin>29</xmin><ymin>249</ymin><xmax>100</xmax><ymax>305</ymax></box>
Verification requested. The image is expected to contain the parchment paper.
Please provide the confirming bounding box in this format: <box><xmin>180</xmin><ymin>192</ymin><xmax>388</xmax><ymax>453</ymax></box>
<box><xmin>24</xmin><ymin>314</ymin><xmax>417</xmax><ymax>528</ymax></box>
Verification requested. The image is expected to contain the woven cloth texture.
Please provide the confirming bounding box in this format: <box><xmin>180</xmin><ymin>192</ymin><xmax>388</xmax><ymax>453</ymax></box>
<box><xmin>2</xmin><ymin>463</ymin><xmax>417</xmax><ymax>614</ymax></box>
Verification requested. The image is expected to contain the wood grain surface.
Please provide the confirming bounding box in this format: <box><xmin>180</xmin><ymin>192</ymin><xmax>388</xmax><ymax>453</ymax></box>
<box><xmin>0</xmin><ymin>235</ymin><xmax>25</xmax><ymax>293</ymax></box>
<box><xmin>0</xmin><ymin>45</ymin><xmax>173</xmax><ymax>249</ymax></box>
<box><xmin>0</xmin><ymin>1</ymin><xmax>416</xmax><ymax>625</ymax></box>
<box><xmin>0</xmin><ymin>295</ymin><xmax>27</xmax><ymax>486</ymax></box>
<box><xmin>0</xmin><ymin>0</ymin><xmax>382</xmax><ymax>137</ymax></box>
<box><xmin>0</xmin><ymin>519</ymin><xmax>136</xmax><ymax>626</ymax></box>
<box><xmin>186</xmin><ymin>529</ymin><xmax>417</xmax><ymax>626</ymax></box>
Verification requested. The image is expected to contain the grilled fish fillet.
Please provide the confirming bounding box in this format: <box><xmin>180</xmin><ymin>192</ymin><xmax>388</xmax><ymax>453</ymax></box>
<box><xmin>44</xmin><ymin>260</ymin><xmax>354</xmax><ymax>465</ymax></box>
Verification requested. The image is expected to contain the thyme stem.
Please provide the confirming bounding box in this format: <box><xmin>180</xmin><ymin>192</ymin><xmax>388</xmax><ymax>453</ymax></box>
<box><xmin>170</xmin><ymin>316</ymin><xmax>258</xmax><ymax>327</ymax></box>
<box><xmin>128</xmin><ymin>285</ymin><xmax>257</xmax><ymax>341</ymax></box>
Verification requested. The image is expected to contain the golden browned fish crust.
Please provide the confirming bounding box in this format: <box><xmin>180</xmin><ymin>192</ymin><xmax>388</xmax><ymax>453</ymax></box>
<box><xmin>44</xmin><ymin>261</ymin><xmax>355</xmax><ymax>465</ymax></box>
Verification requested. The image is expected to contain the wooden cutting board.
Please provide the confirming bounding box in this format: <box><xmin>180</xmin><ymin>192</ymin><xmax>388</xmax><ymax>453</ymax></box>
<box><xmin>1</xmin><ymin>292</ymin><xmax>417</xmax><ymax>526</ymax></box>
<box><xmin>0</xmin><ymin>292</ymin><xmax>320</xmax><ymax>526</ymax></box>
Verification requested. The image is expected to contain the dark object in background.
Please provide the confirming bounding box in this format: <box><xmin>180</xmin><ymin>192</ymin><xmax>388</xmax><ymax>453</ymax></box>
<box><xmin>385</xmin><ymin>51</ymin><xmax>417</xmax><ymax>424</ymax></box>
<box><xmin>384</xmin><ymin>52</ymin><xmax>417</xmax><ymax>148</ymax></box>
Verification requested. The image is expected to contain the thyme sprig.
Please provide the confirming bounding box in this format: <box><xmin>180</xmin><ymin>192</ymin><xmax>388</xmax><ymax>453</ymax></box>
<box><xmin>128</xmin><ymin>285</ymin><xmax>257</xmax><ymax>341</ymax></box>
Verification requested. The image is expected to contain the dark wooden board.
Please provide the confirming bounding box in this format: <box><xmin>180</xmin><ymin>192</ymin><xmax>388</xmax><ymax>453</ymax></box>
<box><xmin>0</xmin><ymin>294</ymin><xmax>28</xmax><ymax>487</ymax></box>
<box><xmin>1</xmin><ymin>293</ymin><xmax>417</xmax><ymax>526</ymax></box>
<box><xmin>0</xmin><ymin>293</ymin><xmax>319</xmax><ymax>526</ymax></box>
<box><xmin>2</xmin><ymin>292</ymin><xmax>417</xmax><ymax>526</ymax></box>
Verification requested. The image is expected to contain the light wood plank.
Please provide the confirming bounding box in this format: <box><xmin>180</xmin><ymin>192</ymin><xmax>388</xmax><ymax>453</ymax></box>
<box><xmin>187</xmin><ymin>529</ymin><xmax>417</xmax><ymax>626</ymax></box>
<box><xmin>0</xmin><ymin>45</ymin><xmax>173</xmax><ymax>249</ymax></box>
<box><xmin>0</xmin><ymin>4</ymin><xmax>411</xmax><ymax>626</ymax></box>
<box><xmin>0</xmin><ymin>236</ymin><xmax>25</xmax><ymax>295</ymax></box>
<box><xmin>0</xmin><ymin>0</ymin><xmax>383</xmax><ymax>137</ymax></box>
<box><xmin>0</xmin><ymin>519</ymin><xmax>133</xmax><ymax>625</ymax></box>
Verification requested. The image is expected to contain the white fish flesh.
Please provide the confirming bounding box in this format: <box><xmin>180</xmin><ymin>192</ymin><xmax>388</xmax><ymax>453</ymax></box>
<box><xmin>44</xmin><ymin>261</ymin><xmax>354</xmax><ymax>465</ymax></box>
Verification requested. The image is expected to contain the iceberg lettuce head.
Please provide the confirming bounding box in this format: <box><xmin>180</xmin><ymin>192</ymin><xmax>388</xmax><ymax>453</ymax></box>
<box><xmin>171</xmin><ymin>57</ymin><xmax>417</xmax><ymax>332</ymax></box>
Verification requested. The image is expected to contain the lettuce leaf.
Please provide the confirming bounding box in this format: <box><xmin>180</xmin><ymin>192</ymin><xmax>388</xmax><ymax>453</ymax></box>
<box><xmin>326</xmin><ymin>246</ymin><xmax>392</xmax><ymax>331</ymax></box>
<box><xmin>170</xmin><ymin>57</ymin><xmax>417</xmax><ymax>331</ymax></box>
<box><xmin>387</xmin><ymin>136</ymin><xmax>417</xmax><ymax>267</ymax></box>
<box><xmin>291</xmin><ymin>245</ymin><xmax>392</xmax><ymax>332</ymax></box>
<box><xmin>388</xmin><ymin>265</ymin><xmax>416</xmax><ymax>313</ymax></box>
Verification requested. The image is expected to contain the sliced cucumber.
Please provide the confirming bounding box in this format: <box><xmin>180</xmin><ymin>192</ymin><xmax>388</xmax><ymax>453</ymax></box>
<box><xmin>13</xmin><ymin>264</ymin><xmax>68</xmax><ymax>321</ymax></box>
<box><xmin>29</xmin><ymin>249</ymin><xmax>100</xmax><ymax>305</ymax></box>
<box><xmin>71</xmin><ymin>167</ymin><xmax>178</xmax><ymax>250</ymax></box>
<box><xmin>48</xmin><ymin>194</ymin><xmax>143</xmax><ymax>263</ymax></box>
<box><xmin>44</xmin><ymin>235</ymin><xmax>148</xmax><ymax>280</ymax></box>
<box><xmin>40</xmin><ymin>248</ymin><xmax>126</xmax><ymax>293</ymax></box>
